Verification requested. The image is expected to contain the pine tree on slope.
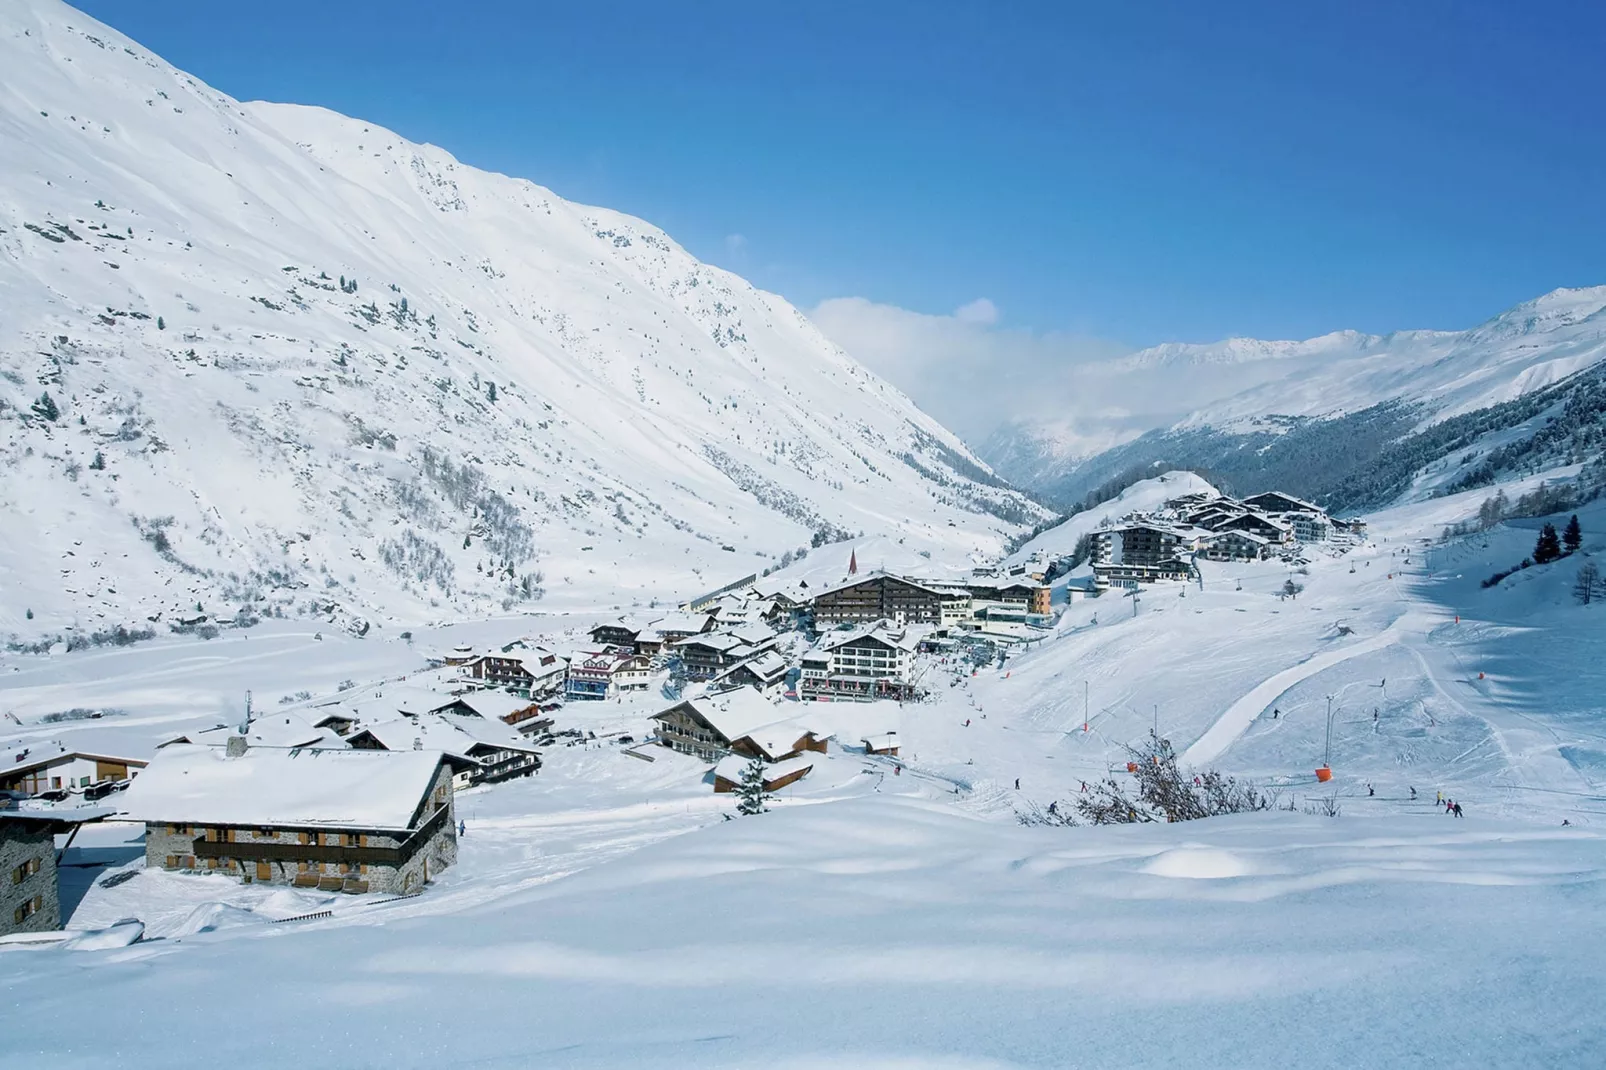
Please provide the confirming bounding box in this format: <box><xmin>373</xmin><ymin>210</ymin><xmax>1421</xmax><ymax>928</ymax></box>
<box><xmin>1563</xmin><ymin>515</ymin><xmax>1582</xmax><ymax>555</ymax></box>
<box><xmin>735</xmin><ymin>757</ymin><xmax>772</xmax><ymax>816</ymax></box>
<box><xmin>1534</xmin><ymin>523</ymin><xmax>1563</xmax><ymax>565</ymax></box>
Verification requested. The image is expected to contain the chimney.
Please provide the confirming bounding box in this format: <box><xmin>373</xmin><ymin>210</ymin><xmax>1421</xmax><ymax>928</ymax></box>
<box><xmin>225</xmin><ymin>734</ymin><xmax>248</xmax><ymax>758</ymax></box>
<box><xmin>414</xmin><ymin>737</ymin><xmax>423</xmax><ymax>751</ymax></box>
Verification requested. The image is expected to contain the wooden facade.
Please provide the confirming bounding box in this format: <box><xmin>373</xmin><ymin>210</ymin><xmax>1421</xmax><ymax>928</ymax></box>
<box><xmin>811</xmin><ymin>574</ymin><xmax>947</xmax><ymax>627</ymax></box>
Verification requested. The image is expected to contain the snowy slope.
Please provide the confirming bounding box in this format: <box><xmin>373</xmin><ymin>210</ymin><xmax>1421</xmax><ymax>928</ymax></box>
<box><xmin>1003</xmin><ymin>470</ymin><xmax>1217</xmax><ymax>568</ymax></box>
<box><xmin>0</xmin><ymin>0</ymin><xmax>1045</xmax><ymax>642</ymax></box>
<box><xmin>985</xmin><ymin>286</ymin><xmax>1606</xmax><ymax>492</ymax></box>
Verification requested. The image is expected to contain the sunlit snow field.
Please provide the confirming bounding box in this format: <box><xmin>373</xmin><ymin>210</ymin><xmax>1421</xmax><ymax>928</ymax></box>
<box><xmin>3</xmin><ymin>483</ymin><xmax>1605</xmax><ymax>1066</ymax></box>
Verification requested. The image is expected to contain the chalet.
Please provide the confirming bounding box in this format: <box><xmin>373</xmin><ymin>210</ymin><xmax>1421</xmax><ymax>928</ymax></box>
<box><xmin>862</xmin><ymin>731</ymin><xmax>900</xmax><ymax>756</ymax></box>
<box><xmin>1198</xmin><ymin>529</ymin><xmax>1271</xmax><ymax>562</ymax></box>
<box><xmin>441</xmin><ymin>643</ymin><xmax>477</xmax><ymax>666</ymax></box>
<box><xmin>810</xmin><ymin>572</ymin><xmax>952</xmax><ymax>627</ymax></box>
<box><xmin>651</xmin><ymin>687</ymin><xmax>791</xmax><ymax>763</ymax></box>
<box><xmin>431</xmin><ymin>690</ymin><xmax>540</xmax><ymax>725</ymax></box>
<box><xmin>1241</xmin><ymin>491</ymin><xmax>1321</xmax><ymax>516</ymax></box>
<box><xmin>566</xmin><ymin>649</ymin><xmax>654</xmax><ymax>699</ymax></box>
<box><xmin>672</xmin><ymin>626</ymin><xmax>776</xmax><ymax>681</ymax></box>
<box><xmin>1287</xmin><ymin>511</ymin><xmax>1330</xmax><ymax>543</ymax></box>
<box><xmin>589</xmin><ymin>619</ymin><xmax>645</xmax><ymax>649</ymax></box>
<box><xmin>649</xmin><ymin>611</ymin><xmax>718</xmax><ymax>643</ymax></box>
<box><xmin>348</xmin><ymin>713</ymin><xmax>540</xmax><ymax>787</ymax></box>
<box><xmin>2</xmin><ymin>806</ymin><xmax>107</xmax><ymax>937</ymax></box>
<box><xmin>124</xmin><ymin>744</ymin><xmax>462</xmax><ymax>894</ymax></box>
<box><xmin>465</xmin><ymin>646</ymin><xmax>568</xmax><ymax>700</ymax></box>
<box><xmin>799</xmin><ymin>622</ymin><xmax>920</xmax><ymax>702</ymax></box>
<box><xmin>1090</xmin><ymin>522</ymin><xmax>1198</xmax><ymax>588</ymax></box>
<box><xmin>731</xmin><ymin>719</ymin><xmax>831</xmax><ymax>762</ymax></box>
<box><xmin>710</xmin><ymin>650</ymin><xmax>791</xmax><ymax>697</ymax></box>
<box><xmin>967</xmin><ymin>578</ymin><xmax>1051</xmax><ymax>618</ymax></box>
<box><xmin>1</xmin><ymin>740</ymin><xmax>148</xmax><ymax>796</ymax></box>
<box><xmin>711</xmin><ymin>753</ymin><xmax>814</xmax><ymax>794</ymax></box>
<box><xmin>1212</xmin><ymin>511</ymin><xmax>1292</xmax><ymax>543</ymax></box>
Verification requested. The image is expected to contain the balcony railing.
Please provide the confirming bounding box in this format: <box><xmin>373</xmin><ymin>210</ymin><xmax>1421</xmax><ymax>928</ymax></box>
<box><xmin>190</xmin><ymin>805</ymin><xmax>451</xmax><ymax>868</ymax></box>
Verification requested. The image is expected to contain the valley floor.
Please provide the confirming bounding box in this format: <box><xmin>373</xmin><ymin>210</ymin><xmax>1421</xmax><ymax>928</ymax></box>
<box><xmin>3</xmin><ymin>483</ymin><xmax>1605</xmax><ymax>1067</ymax></box>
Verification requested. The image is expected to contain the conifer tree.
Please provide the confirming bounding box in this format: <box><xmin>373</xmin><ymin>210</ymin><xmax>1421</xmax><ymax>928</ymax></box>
<box><xmin>1563</xmin><ymin>514</ymin><xmax>1582</xmax><ymax>555</ymax></box>
<box><xmin>31</xmin><ymin>392</ymin><xmax>59</xmax><ymax>421</ymax></box>
<box><xmin>1534</xmin><ymin>523</ymin><xmax>1562</xmax><ymax>565</ymax></box>
<box><xmin>735</xmin><ymin>757</ymin><xmax>772</xmax><ymax>816</ymax></box>
<box><xmin>157</xmin><ymin>315</ymin><xmax>165</xmax><ymax>330</ymax></box>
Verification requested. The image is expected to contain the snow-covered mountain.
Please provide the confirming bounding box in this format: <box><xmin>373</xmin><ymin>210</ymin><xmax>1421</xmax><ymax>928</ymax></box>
<box><xmin>0</xmin><ymin>0</ymin><xmax>1047</xmax><ymax>641</ymax></box>
<box><xmin>984</xmin><ymin>286</ymin><xmax>1606</xmax><ymax>506</ymax></box>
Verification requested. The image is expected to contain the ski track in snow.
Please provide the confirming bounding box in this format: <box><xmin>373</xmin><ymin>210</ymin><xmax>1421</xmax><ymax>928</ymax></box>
<box><xmin>1183</xmin><ymin>621</ymin><xmax>1407</xmax><ymax>768</ymax></box>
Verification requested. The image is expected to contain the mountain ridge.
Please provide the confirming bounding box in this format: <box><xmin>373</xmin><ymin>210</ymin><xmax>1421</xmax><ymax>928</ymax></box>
<box><xmin>0</xmin><ymin>0</ymin><xmax>1047</xmax><ymax>643</ymax></box>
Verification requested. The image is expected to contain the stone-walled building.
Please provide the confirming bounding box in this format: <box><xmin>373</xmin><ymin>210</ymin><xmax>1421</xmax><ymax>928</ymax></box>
<box><xmin>2</xmin><ymin>813</ymin><xmax>60</xmax><ymax>936</ymax></box>
<box><xmin>123</xmin><ymin>744</ymin><xmax>463</xmax><ymax>895</ymax></box>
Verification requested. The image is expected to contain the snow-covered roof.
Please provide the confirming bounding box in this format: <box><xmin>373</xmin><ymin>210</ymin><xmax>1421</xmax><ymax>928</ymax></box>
<box><xmin>862</xmin><ymin>731</ymin><xmax>899</xmax><ymax>750</ymax></box>
<box><xmin>1</xmin><ymin>738</ymin><xmax>149</xmax><ymax>777</ymax></box>
<box><xmin>182</xmin><ymin>713</ymin><xmax>346</xmax><ymax>751</ymax></box>
<box><xmin>433</xmin><ymin>690</ymin><xmax>533</xmax><ymax>721</ymax></box>
<box><xmin>712</xmin><ymin>650</ymin><xmax>790</xmax><ymax>686</ymax></box>
<box><xmin>810</xmin><ymin>570</ymin><xmax>952</xmax><ymax>601</ymax></box>
<box><xmin>820</xmin><ymin>622</ymin><xmax>916</xmax><ymax>653</ymax></box>
<box><xmin>732</xmin><ymin>718</ymin><xmax>815</xmax><ymax>761</ymax></box>
<box><xmin>655</xmin><ymin>686</ymin><xmax>789</xmax><ymax>744</ymax></box>
<box><xmin>120</xmin><ymin>744</ymin><xmax>448</xmax><ymax>831</ymax></box>
<box><xmin>712</xmin><ymin>753</ymin><xmax>814</xmax><ymax>786</ymax></box>
<box><xmin>350</xmin><ymin>713</ymin><xmax>537</xmax><ymax>762</ymax></box>
<box><xmin>648</xmin><ymin>611</ymin><xmax>716</xmax><ymax>635</ymax></box>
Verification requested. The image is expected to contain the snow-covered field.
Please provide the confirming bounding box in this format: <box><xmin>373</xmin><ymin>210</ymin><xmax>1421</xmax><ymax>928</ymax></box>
<box><xmin>4</xmin><ymin>469</ymin><xmax>1605</xmax><ymax>1066</ymax></box>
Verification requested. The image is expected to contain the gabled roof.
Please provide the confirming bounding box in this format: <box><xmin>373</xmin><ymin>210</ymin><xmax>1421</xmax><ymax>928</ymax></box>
<box><xmin>350</xmin><ymin>713</ymin><xmax>538</xmax><ymax>763</ymax></box>
<box><xmin>653</xmin><ymin>686</ymin><xmax>789</xmax><ymax>745</ymax></box>
<box><xmin>732</xmin><ymin>718</ymin><xmax>816</xmax><ymax>761</ymax></box>
<box><xmin>2</xmin><ymin>738</ymin><xmax>150</xmax><ymax>778</ymax></box>
<box><xmin>811</xmin><ymin>570</ymin><xmax>949</xmax><ymax>601</ymax></box>
<box><xmin>820</xmin><ymin>622</ymin><xmax>916</xmax><ymax>653</ymax></box>
<box><xmin>648</xmin><ymin>611</ymin><xmax>717</xmax><ymax>635</ymax></box>
<box><xmin>1242</xmin><ymin>490</ymin><xmax>1322</xmax><ymax>513</ymax></box>
<box><xmin>120</xmin><ymin>744</ymin><xmax>450</xmax><ymax>832</ymax></box>
<box><xmin>713</xmin><ymin>752</ymin><xmax>814</xmax><ymax>786</ymax></box>
<box><xmin>182</xmin><ymin>713</ymin><xmax>346</xmax><ymax>751</ymax></box>
<box><xmin>432</xmin><ymin>690</ymin><xmax>533</xmax><ymax>721</ymax></box>
<box><xmin>712</xmin><ymin>650</ymin><xmax>790</xmax><ymax>686</ymax></box>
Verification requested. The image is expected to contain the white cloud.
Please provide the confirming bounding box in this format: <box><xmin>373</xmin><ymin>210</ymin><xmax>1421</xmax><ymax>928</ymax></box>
<box><xmin>954</xmin><ymin>297</ymin><xmax>999</xmax><ymax>326</ymax></box>
<box><xmin>808</xmin><ymin>296</ymin><xmax>1125</xmax><ymax>447</ymax></box>
<box><xmin>723</xmin><ymin>233</ymin><xmax>747</xmax><ymax>256</ymax></box>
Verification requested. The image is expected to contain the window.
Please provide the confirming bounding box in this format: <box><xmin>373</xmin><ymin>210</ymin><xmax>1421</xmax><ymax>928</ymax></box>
<box><xmin>13</xmin><ymin>896</ymin><xmax>42</xmax><ymax>924</ymax></box>
<box><xmin>10</xmin><ymin>858</ymin><xmax>41</xmax><ymax>885</ymax></box>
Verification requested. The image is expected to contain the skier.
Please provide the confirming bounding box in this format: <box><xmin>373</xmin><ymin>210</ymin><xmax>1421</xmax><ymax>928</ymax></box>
<box><xmin>1014</xmin><ymin>777</ymin><xmax>1021</xmax><ymax>790</ymax></box>
<box><xmin>458</xmin><ymin>819</ymin><xmax>466</xmax><ymax>837</ymax></box>
<box><xmin>1368</xmin><ymin>784</ymin><xmax>1375</xmax><ymax>797</ymax></box>
<box><xmin>1048</xmin><ymin>801</ymin><xmax>1058</xmax><ymax>816</ymax></box>
<box><xmin>1410</xmin><ymin>786</ymin><xmax>1418</xmax><ymax>800</ymax></box>
<box><xmin>1272</xmin><ymin>707</ymin><xmax>1279</xmax><ymax>720</ymax></box>
<box><xmin>1453</xmin><ymin>802</ymin><xmax>1464</xmax><ymax>818</ymax></box>
<box><xmin>964</xmin><ymin>718</ymin><xmax>971</xmax><ymax>728</ymax></box>
<box><xmin>1436</xmin><ymin>790</ymin><xmax>1442</xmax><ymax>805</ymax></box>
<box><xmin>1562</xmin><ymin>819</ymin><xmax>1571</xmax><ymax>827</ymax></box>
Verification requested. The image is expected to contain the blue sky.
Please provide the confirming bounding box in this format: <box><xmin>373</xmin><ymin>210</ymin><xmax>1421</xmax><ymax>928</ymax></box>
<box><xmin>76</xmin><ymin>0</ymin><xmax>1606</xmax><ymax>351</ymax></box>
